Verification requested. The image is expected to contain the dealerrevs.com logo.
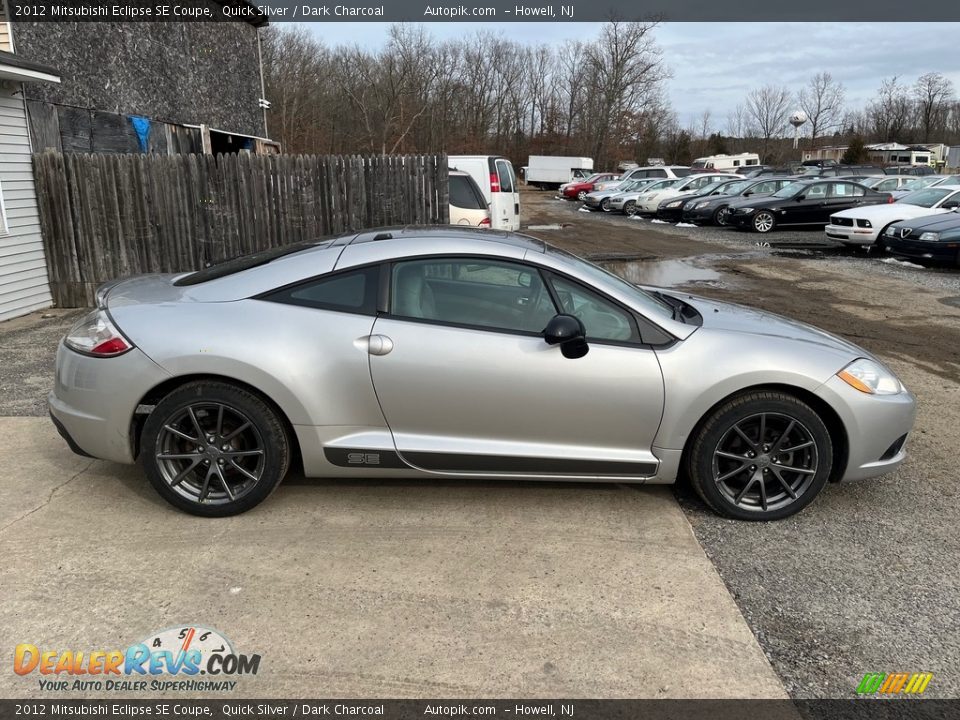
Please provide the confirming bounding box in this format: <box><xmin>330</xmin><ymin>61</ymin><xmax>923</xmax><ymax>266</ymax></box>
<box><xmin>14</xmin><ymin>625</ymin><xmax>261</xmax><ymax>692</ymax></box>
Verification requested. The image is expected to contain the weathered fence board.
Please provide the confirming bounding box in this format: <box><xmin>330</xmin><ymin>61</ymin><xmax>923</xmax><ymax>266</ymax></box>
<box><xmin>33</xmin><ymin>151</ymin><xmax>449</xmax><ymax>307</ymax></box>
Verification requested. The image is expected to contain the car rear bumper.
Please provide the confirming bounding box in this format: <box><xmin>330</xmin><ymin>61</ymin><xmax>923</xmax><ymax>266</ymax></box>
<box><xmin>681</xmin><ymin>207</ymin><xmax>713</xmax><ymax>224</ymax></box>
<box><xmin>656</xmin><ymin>207</ymin><xmax>684</xmax><ymax>222</ymax></box>
<box><xmin>814</xmin><ymin>375</ymin><xmax>917</xmax><ymax>482</ymax></box>
<box><xmin>48</xmin><ymin>341</ymin><xmax>171</xmax><ymax>464</ymax></box>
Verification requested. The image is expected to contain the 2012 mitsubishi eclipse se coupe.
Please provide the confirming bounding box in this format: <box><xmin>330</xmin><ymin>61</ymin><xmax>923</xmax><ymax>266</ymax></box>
<box><xmin>49</xmin><ymin>228</ymin><xmax>916</xmax><ymax>521</ymax></box>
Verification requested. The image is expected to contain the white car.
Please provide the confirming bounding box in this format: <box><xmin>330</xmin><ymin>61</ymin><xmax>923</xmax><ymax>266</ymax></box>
<box><xmin>825</xmin><ymin>185</ymin><xmax>960</xmax><ymax>246</ymax></box>
<box><xmin>634</xmin><ymin>173</ymin><xmax>742</xmax><ymax>215</ymax></box>
<box><xmin>608</xmin><ymin>178</ymin><xmax>681</xmax><ymax>215</ymax></box>
<box><xmin>448</xmin><ymin>170</ymin><xmax>492</xmax><ymax>228</ymax></box>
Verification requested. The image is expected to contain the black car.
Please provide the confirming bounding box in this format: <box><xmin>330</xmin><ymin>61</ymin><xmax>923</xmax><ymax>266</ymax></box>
<box><xmin>727</xmin><ymin>179</ymin><xmax>892</xmax><ymax>233</ymax></box>
<box><xmin>682</xmin><ymin>177</ymin><xmax>794</xmax><ymax>226</ymax></box>
<box><xmin>884</xmin><ymin>165</ymin><xmax>937</xmax><ymax>176</ymax></box>
<box><xmin>654</xmin><ymin>179</ymin><xmax>745</xmax><ymax>222</ymax></box>
<box><xmin>881</xmin><ymin>213</ymin><xmax>960</xmax><ymax>266</ymax></box>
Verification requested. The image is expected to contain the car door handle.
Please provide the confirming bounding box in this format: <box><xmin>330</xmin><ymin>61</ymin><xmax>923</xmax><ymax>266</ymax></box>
<box><xmin>363</xmin><ymin>334</ymin><xmax>394</xmax><ymax>356</ymax></box>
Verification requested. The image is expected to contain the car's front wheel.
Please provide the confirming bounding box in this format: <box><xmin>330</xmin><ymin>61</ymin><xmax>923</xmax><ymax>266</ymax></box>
<box><xmin>577</xmin><ymin>190</ymin><xmax>588</xmax><ymax>201</ymax></box>
<box><xmin>601</xmin><ymin>198</ymin><xmax>612</xmax><ymax>211</ymax></box>
<box><xmin>686</xmin><ymin>391</ymin><xmax>832</xmax><ymax>520</ymax></box>
<box><xmin>141</xmin><ymin>381</ymin><xmax>290</xmax><ymax>517</ymax></box>
<box><xmin>752</xmin><ymin>211</ymin><xmax>776</xmax><ymax>233</ymax></box>
<box><xmin>714</xmin><ymin>206</ymin><xmax>730</xmax><ymax>226</ymax></box>
<box><xmin>624</xmin><ymin>200</ymin><xmax>638</xmax><ymax>216</ymax></box>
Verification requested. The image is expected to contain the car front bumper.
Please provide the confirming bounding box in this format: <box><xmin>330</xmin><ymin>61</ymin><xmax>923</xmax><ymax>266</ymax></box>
<box><xmin>814</xmin><ymin>375</ymin><xmax>917</xmax><ymax>482</ymax></box>
<box><xmin>656</xmin><ymin>206</ymin><xmax>686</xmax><ymax>221</ymax></box>
<box><xmin>48</xmin><ymin>341</ymin><xmax>171</xmax><ymax>464</ymax></box>
<box><xmin>825</xmin><ymin>223</ymin><xmax>878</xmax><ymax>244</ymax></box>
<box><xmin>882</xmin><ymin>238</ymin><xmax>960</xmax><ymax>264</ymax></box>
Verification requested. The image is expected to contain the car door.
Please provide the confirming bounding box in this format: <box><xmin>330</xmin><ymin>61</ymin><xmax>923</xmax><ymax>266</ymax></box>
<box><xmin>787</xmin><ymin>182</ymin><xmax>829</xmax><ymax>224</ymax></box>
<box><xmin>493</xmin><ymin>158</ymin><xmax>520</xmax><ymax>231</ymax></box>
<box><xmin>822</xmin><ymin>182</ymin><xmax>868</xmax><ymax>221</ymax></box>
<box><xmin>368</xmin><ymin>256</ymin><xmax>665</xmax><ymax>478</ymax></box>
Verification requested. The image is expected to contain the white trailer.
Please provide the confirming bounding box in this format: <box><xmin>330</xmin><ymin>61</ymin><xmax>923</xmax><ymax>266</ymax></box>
<box><xmin>526</xmin><ymin>156</ymin><xmax>594</xmax><ymax>189</ymax></box>
<box><xmin>690</xmin><ymin>153</ymin><xmax>760</xmax><ymax>172</ymax></box>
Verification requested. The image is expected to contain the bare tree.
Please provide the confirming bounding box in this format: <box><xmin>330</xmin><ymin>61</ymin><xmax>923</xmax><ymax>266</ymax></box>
<box><xmin>745</xmin><ymin>85</ymin><xmax>791</xmax><ymax>162</ymax></box>
<box><xmin>798</xmin><ymin>72</ymin><xmax>845</xmax><ymax>146</ymax></box>
<box><xmin>867</xmin><ymin>77</ymin><xmax>911</xmax><ymax>142</ymax></box>
<box><xmin>914</xmin><ymin>72</ymin><xmax>955</xmax><ymax>142</ymax></box>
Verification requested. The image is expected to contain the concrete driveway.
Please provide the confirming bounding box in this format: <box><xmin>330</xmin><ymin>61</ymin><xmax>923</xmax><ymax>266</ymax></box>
<box><xmin>0</xmin><ymin>415</ymin><xmax>785</xmax><ymax>699</ymax></box>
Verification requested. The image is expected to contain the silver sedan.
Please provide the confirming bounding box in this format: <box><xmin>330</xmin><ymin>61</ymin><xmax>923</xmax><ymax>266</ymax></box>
<box><xmin>49</xmin><ymin>228</ymin><xmax>916</xmax><ymax>520</ymax></box>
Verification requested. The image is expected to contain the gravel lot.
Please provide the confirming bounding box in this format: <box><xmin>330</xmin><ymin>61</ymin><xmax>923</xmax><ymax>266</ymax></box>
<box><xmin>525</xmin><ymin>188</ymin><xmax>960</xmax><ymax>699</ymax></box>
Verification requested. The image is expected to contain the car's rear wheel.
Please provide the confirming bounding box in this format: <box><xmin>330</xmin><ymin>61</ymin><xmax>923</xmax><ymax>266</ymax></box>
<box><xmin>142</xmin><ymin>381</ymin><xmax>290</xmax><ymax>517</ymax></box>
<box><xmin>752</xmin><ymin>211</ymin><xmax>776</xmax><ymax>233</ymax></box>
<box><xmin>577</xmin><ymin>190</ymin><xmax>588</xmax><ymax>201</ymax></box>
<box><xmin>624</xmin><ymin>200</ymin><xmax>638</xmax><ymax>216</ymax></box>
<box><xmin>686</xmin><ymin>391</ymin><xmax>832</xmax><ymax>521</ymax></box>
<box><xmin>714</xmin><ymin>206</ymin><xmax>730</xmax><ymax>226</ymax></box>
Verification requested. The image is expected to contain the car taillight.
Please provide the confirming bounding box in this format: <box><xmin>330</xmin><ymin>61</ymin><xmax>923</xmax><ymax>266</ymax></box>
<box><xmin>887</xmin><ymin>195</ymin><xmax>895</xmax><ymax>203</ymax></box>
<box><xmin>490</xmin><ymin>172</ymin><xmax>501</xmax><ymax>193</ymax></box>
<box><xmin>64</xmin><ymin>309</ymin><xmax>134</xmax><ymax>357</ymax></box>
<box><xmin>479</xmin><ymin>217</ymin><xmax>491</xmax><ymax>227</ymax></box>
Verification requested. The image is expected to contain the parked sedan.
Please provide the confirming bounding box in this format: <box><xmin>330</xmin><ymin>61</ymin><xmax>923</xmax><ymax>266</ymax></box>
<box><xmin>561</xmin><ymin>173</ymin><xmax>621</xmax><ymax>201</ymax></box>
<box><xmin>881</xmin><ymin>214</ymin><xmax>960</xmax><ymax>266</ymax></box>
<box><xmin>654</xmin><ymin>179</ymin><xmax>745</xmax><ymax>222</ymax></box>
<box><xmin>635</xmin><ymin>173</ymin><xmax>742</xmax><ymax>215</ymax></box>
<box><xmin>608</xmin><ymin>177</ymin><xmax>681</xmax><ymax>216</ymax></box>
<box><xmin>728</xmin><ymin>179</ymin><xmax>892</xmax><ymax>233</ymax></box>
<box><xmin>48</xmin><ymin>227</ymin><xmax>915</xmax><ymax>521</ymax></box>
<box><xmin>682</xmin><ymin>177</ymin><xmax>794</xmax><ymax>226</ymax></box>
<box><xmin>825</xmin><ymin>186</ymin><xmax>960</xmax><ymax>246</ymax></box>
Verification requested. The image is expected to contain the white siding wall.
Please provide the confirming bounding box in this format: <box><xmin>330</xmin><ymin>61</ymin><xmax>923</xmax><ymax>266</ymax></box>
<box><xmin>0</xmin><ymin>22</ymin><xmax>10</xmax><ymax>52</ymax></box>
<box><xmin>0</xmin><ymin>85</ymin><xmax>53</xmax><ymax>321</ymax></box>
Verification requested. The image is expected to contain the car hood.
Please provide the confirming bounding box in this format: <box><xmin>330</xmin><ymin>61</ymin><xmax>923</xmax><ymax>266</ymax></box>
<box><xmin>728</xmin><ymin>195</ymin><xmax>787</xmax><ymax>210</ymax></box>
<box><xmin>889</xmin><ymin>212</ymin><xmax>960</xmax><ymax>233</ymax></box>
<box><xmin>831</xmin><ymin>203</ymin><xmax>944</xmax><ymax>221</ymax></box>
<box><xmin>680</xmin><ymin>293</ymin><xmax>868</xmax><ymax>359</ymax></box>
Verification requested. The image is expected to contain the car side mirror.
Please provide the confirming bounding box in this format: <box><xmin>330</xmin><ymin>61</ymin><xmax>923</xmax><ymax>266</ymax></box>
<box><xmin>542</xmin><ymin>314</ymin><xmax>589</xmax><ymax>359</ymax></box>
<box><xmin>943</xmin><ymin>201</ymin><xmax>960</xmax><ymax>210</ymax></box>
<box><xmin>795</xmin><ymin>194</ymin><xmax>805</xmax><ymax>201</ymax></box>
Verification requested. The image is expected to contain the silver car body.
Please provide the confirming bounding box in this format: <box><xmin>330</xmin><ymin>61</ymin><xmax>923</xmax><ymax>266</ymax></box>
<box><xmin>50</xmin><ymin>228</ymin><xmax>915</xmax><ymax>487</ymax></box>
<box><xmin>608</xmin><ymin>178</ymin><xmax>681</xmax><ymax>211</ymax></box>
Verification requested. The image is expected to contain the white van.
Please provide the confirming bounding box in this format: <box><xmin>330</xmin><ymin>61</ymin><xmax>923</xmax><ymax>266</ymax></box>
<box><xmin>448</xmin><ymin>155</ymin><xmax>520</xmax><ymax>231</ymax></box>
<box><xmin>691</xmin><ymin>153</ymin><xmax>760</xmax><ymax>172</ymax></box>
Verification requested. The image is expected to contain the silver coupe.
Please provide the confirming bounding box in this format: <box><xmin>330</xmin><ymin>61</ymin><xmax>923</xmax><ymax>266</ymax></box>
<box><xmin>49</xmin><ymin>227</ymin><xmax>916</xmax><ymax>520</ymax></box>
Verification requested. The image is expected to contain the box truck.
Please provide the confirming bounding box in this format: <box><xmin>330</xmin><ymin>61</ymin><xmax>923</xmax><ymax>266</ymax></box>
<box><xmin>525</xmin><ymin>156</ymin><xmax>594</xmax><ymax>189</ymax></box>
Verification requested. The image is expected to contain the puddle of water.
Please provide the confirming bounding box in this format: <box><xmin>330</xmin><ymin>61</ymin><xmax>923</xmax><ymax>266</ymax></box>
<box><xmin>939</xmin><ymin>296</ymin><xmax>960</xmax><ymax>309</ymax></box>
<box><xmin>602</xmin><ymin>259</ymin><xmax>722</xmax><ymax>288</ymax></box>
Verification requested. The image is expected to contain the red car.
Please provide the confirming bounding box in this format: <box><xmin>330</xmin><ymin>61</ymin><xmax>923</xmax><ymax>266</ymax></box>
<box><xmin>561</xmin><ymin>173</ymin><xmax>621</xmax><ymax>201</ymax></box>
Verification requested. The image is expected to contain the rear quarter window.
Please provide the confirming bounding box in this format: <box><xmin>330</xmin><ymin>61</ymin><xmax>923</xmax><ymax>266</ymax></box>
<box><xmin>449</xmin><ymin>175</ymin><xmax>487</xmax><ymax>209</ymax></box>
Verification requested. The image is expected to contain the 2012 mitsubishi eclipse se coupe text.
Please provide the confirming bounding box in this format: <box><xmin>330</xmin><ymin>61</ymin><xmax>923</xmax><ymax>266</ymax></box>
<box><xmin>49</xmin><ymin>228</ymin><xmax>916</xmax><ymax>521</ymax></box>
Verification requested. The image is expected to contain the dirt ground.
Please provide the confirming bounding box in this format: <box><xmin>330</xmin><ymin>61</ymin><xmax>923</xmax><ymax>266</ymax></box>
<box><xmin>523</xmin><ymin>186</ymin><xmax>960</xmax><ymax>698</ymax></box>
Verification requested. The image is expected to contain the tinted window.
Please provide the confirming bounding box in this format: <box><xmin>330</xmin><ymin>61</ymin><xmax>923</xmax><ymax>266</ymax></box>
<box><xmin>174</xmin><ymin>240</ymin><xmax>335</xmax><ymax>286</ymax></box>
<box><xmin>449</xmin><ymin>175</ymin><xmax>486</xmax><ymax>209</ymax></box>
<box><xmin>672</xmin><ymin>168</ymin><xmax>692</xmax><ymax>177</ymax></box>
<box><xmin>773</xmin><ymin>182</ymin><xmax>805</xmax><ymax>198</ymax></box>
<box><xmin>391</xmin><ymin>259</ymin><xmax>556</xmax><ymax>333</ymax></box>
<box><xmin>266</xmin><ymin>266</ymin><xmax>378</xmax><ymax>314</ymax></box>
<box><xmin>649</xmin><ymin>169</ymin><xmax>667</xmax><ymax>177</ymax></box>
<box><xmin>549</xmin><ymin>276</ymin><xmax>634</xmax><ymax>342</ymax></box>
<box><xmin>496</xmin><ymin>161</ymin><xmax>515</xmax><ymax>193</ymax></box>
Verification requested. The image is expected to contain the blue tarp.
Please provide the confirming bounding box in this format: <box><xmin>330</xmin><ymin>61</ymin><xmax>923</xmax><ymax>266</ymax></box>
<box><xmin>129</xmin><ymin>115</ymin><xmax>151</xmax><ymax>152</ymax></box>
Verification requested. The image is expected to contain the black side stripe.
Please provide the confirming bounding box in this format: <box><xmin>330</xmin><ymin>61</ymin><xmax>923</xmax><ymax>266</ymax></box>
<box><xmin>325</xmin><ymin>447</ymin><xmax>656</xmax><ymax>476</ymax></box>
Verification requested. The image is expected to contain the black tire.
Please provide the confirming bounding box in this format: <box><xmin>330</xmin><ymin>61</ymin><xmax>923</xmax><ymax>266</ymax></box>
<box><xmin>601</xmin><ymin>197</ymin><xmax>612</xmax><ymax>211</ymax></box>
<box><xmin>686</xmin><ymin>391</ymin><xmax>832</xmax><ymax>521</ymax></box>
<box><xmin>141</xmin><ymin>381</ymin><xmax>290</xmax><ymax>517</ymax></box>
<box><xmin>752</xmin><ymin>210</ymin><xmax>776</xmax><ymax>233</ymax></box>
<box><xmin>713</xmin><ymin>205</ymin><xmax>730</xmax><ymax>226</ymax></box>
<box><xmin>624</xmin><ymin>200</ymin><xmax>638</xmax><ymax>216</ymax></box>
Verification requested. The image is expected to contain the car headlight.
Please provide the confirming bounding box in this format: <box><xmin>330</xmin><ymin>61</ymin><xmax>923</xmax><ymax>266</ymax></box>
<box><xmin>666</xmin><ymin>200</ymin><xmax>683</xmax><ymax>208</ymax></box>
<box><xmin>694</xmin><ymin>201</ymin><xmax>710</xmax><ymax>209</ymax></box>
<box><xmin>885</xmin><ymin>226</ymin><xmax>899</xmax><ymax>237</ymax></box>
<box><xmin>919</xmin><ymin>232</ymin><xmax>940</xmax><ymax>241</ymax></box>
<box><xmin>837</xmin><ymin>358</ymin><xmax>905</xmax><ymax>395</ymax></box>
<box><xmin>741</xmin><ymin>207</ymin><xmax>756</xmax><ymax>214</ymax></box>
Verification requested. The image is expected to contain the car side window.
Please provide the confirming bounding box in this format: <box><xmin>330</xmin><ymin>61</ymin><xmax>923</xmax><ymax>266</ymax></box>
<box><xmin>829</xmin><ymin>183</ymin><xmax>865</xmax><ymax>198</ymax></box>
<box><xmin>548</xmin><ymin>275</ymin><xmax>635</xmax><ymax>342</ymax></box>
<box><xmin>390</xmin><ymin>258</ymin><xmax>557</xmax><ymax>334</ymax></box>
<box><xmin>650</xmin><ymin>169</ymin><xmax>666</xmax><ymax>178</ymax></box>
<box><xmin>806</xmin><ymin>183</ymin><xmax>827</xmax><ymax>199</ymax></box>
<box><xmin>754</xmin><ymin>181</ymin><xmax>775</xmax><ymax>193</ymax></box>
<box><xmin>496</xmin><ymin>161</ymin><xmax>514</xmax><ymax>193</ymax></box>
<box><xmin>265</xmin><ymin>266</ymin><xmax>379</xmax><ymax>315</ymax></box>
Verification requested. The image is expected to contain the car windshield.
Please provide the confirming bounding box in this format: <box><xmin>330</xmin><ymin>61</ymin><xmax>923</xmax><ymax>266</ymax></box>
<box><xmin>900</xmin><ymin>177</ymin><xmax>940</xmax><ymax>191</ymax></box>
<box><xmin>645</xmin><ymin>178</ymin><xmax>679</xmax><ymax>192</ymax></box>
<box><xmin>720</xmin><ymin>180</ymin><xmax>752</xmax><ymax>194</ymax></box>
<box><xmin>772</xmin><ymin>182</ymin><xmax>805</xmax><ymax>198</ymax></box>
<box><xmin>899</xmin><ymin>188</ymin><xmax>955</xmax><ymax>208</ymax></box>
<box><xmin>544</xmin><ymin>246</ymin><xmax>676</xmax><ymax>321</ymax></box>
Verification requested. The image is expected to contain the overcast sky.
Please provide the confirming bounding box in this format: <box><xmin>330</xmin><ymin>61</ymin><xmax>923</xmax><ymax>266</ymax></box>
<box><xmin>300</xmin><ymin>22</ymin><xmax>960</xmax><ymax>130</ymax></box>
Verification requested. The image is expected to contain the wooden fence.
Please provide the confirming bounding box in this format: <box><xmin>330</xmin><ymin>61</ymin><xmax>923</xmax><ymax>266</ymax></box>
<box><xmin>33</xmin><ymin>151</ymin><xmax>449</xmax><ymax>307</ymax></box>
